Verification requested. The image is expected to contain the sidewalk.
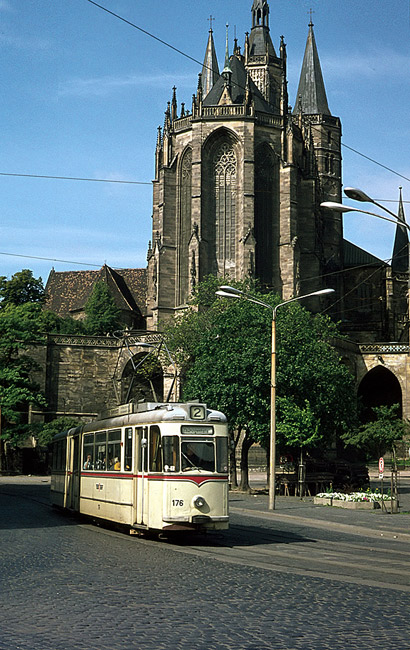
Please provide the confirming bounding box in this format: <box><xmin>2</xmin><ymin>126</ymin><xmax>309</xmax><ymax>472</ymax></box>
<box><xmin>228</xmin><ymin>470</ymin><xmax>410</xmax><ymax>541</ymax></box>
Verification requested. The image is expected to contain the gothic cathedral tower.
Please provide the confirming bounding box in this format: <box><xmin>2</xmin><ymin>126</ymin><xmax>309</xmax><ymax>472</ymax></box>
<box><xmin>146</xmin><ymin>2</ymin><xmax>342</xmax><ymax>329</ymax></box>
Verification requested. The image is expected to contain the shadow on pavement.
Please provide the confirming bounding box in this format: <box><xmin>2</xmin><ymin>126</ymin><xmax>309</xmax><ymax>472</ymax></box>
<box><xmin>0</xmin><ymin>483</ymin><xmax>76</xmax><ymax>530</ymax></box>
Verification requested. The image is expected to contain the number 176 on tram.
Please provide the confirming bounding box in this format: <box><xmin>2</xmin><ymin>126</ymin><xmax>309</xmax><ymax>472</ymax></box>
<box><xmin>51</xmin><ymin>402</ymin><xmax>229</xmax><ymax>534</ymax></box>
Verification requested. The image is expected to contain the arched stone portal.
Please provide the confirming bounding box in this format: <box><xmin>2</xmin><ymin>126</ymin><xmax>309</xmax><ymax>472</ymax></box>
<box><xmin>358</xmin><ymin>366</ymin><xmax>402</xmax><ymax>420</ymax></box>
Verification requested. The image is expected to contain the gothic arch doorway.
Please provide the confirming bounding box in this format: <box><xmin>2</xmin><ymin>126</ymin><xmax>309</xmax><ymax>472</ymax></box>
<box><xmin>358</xmin><ymin>366</ymin><xmax>402</xmax><ymax>421</ymax></box>
<box><xmin>121</xmin><ymin>354</ymin><xmax>163</xmax><ymax>404</ymax></box>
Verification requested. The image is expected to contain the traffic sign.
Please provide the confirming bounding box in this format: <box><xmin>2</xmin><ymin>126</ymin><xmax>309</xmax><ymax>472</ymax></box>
<box><xmin>379</xmin><ymin>457</ymin><xmax>384</xmax><ymax>473</ymax></box>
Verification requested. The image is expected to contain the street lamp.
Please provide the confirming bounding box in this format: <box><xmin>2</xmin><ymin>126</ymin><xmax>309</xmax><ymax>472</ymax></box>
<box><xmin>321</xmin><ymin>190</ymin><xmax>410</xmax><ymax>285</ymax></box>
<box><xmin>215</xmin><ymin>285</ymin><xmax>335</xmax><ymax>510</ymax></box>
<box><xmin>344</xmin><ymin>187</ymin><xmax>400</xmax><ymax>221</ymax></box>
<box><xmin>320</xmin><ymin>201</ymin><xmax>408</xmax><ymax>231</ymax></box>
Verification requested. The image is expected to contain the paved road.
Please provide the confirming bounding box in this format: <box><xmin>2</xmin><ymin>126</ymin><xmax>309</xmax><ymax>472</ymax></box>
<box><xmin>1</xmin><ymin>477</ymin><xmax>409</xmax><ymax>650</ymax></box>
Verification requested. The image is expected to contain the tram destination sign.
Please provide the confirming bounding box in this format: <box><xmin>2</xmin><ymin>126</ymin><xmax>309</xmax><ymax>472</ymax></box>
<box><xmin>181</xmin><ymin>425</ymin><xmax>214</xmax><ymax>435</ymax></box>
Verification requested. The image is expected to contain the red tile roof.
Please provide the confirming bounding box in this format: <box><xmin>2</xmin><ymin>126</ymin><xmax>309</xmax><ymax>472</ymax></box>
<box><xmin>44</xmin><ymin>265</ymin><xmax>147</xmax><ymax>318</ymax></box>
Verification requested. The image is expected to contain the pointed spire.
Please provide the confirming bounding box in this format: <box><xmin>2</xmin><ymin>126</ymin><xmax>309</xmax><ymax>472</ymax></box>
<box><xmin>249</xmin><ymin>0</ymin><xmax>276</xmax><ymax>57</ymax></box>
<box><xmin>223</xmin><ymin>24</ymin><xmax>232</xmax><ymax>74</ymax></box>
<box><xmin>293</xmin><ymin>22</ymin><xmax>330</xmax><ymax>115</ymax></box>
<box><xmin>392</xmin><ymin>187</ymin><xmax>409</xmax><ymax>273</ymax></box>
<box><xmin>201</xmin><ymin>23</ymin><xmax>220</xmax><ymax>98</ymax></box>
<box><xmin>171</xmin><ymin>86</ymin><xmax>178</xmax><ymax>122</ymax></box>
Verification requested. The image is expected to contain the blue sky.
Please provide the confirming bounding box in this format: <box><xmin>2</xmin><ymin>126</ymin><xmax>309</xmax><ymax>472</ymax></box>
<box><xmin>1</xmin><ymin>0</ymin><xmax>410</xmax><ymax>283</ymax></box>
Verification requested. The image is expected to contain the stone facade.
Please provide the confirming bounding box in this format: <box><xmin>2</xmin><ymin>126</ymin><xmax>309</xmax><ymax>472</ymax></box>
<box><xmin>28</xmin><ymin>1</ymin><xmax>410</xmax><ymax>433</ymax></box>
<box><xmin>29</xmin><ymin>333</ymin><xmax>177</xmax><ymax>425</ymax></box>
<box><xmin>146</xmin><ymin>6</ymin><xmax>342</xmax><ymax>329</ymax></box>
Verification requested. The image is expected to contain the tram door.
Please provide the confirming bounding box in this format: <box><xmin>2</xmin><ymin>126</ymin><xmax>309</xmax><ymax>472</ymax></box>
<box><xmin>68</xmin><ymin>435</ymin><xmax>81</xmax><ymax>511</ymax></box>
<box><xmin>135</xmin><ymin>427</ymin><xmax>149</xmax><ymax>526</ymax></box>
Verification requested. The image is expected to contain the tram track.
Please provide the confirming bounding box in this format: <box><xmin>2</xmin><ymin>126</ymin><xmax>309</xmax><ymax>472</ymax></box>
<box><xmin>160</xmin><ymin>519</ymin><xmax>410</xmax><ymax>592</ymax></box>
<box><xmin>164</xmin><ymin>537</ymin><xmax>410</xmax><ymax>592</ymax></box>
<box><xmin>2</xmin><ymin>480</ymin><xmax>410</xmax><ymax>592</ymax></box>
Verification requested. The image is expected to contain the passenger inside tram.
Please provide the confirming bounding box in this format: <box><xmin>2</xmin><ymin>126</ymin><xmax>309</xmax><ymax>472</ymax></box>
<box><xmin>181</xmin><ymin>442</ymin><xmax>215</xmax><ymax>472</ymax></box>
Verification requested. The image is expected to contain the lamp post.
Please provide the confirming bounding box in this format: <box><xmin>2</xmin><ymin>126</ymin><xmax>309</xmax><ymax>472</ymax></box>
<box><xmin>321</xmin><ymin>192</ymin><xmax>410</xmax><ymax>285</ymax></box>
<box><xmin>215</xmin><ymin>285</ymin><xmax>335</xmax><ymax>510</ymax></box>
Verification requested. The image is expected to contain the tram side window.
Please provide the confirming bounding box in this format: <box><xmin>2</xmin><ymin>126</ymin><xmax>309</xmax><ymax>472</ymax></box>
<box><xmin>124</xmin><ymin>427</ymin><xmax>132</xmax><ymax>471</ymax></box>
<box><xmin>95</xmin><ymin>431</ymin><xmax>107</xmax><ymax>470</ymax></box>
<box><xmin>108</xmin><ymin>429</ymin><xmax>121</xmax><ymax>471</ymax></box>
<box><xmin>53</xmin><ymin>440</ymin><xmax>67</xmax><ymax>471</ymax></box>
<box><xmin>83</xmin><ymin>433</ymin><xmax>95</xmax><ymax>470</ymax></box>
<box><xmin>136</xmin><ymin>427</ymin><xmax>148</xmax><ymax>472</ymax></box>
<box><xmin>162</xmin><ymin>436</ymin><xmax>180</xmax><ymax>472</ymax></box>
<box><xmin>216</xmin><ymin>437</ymin><xmax>228</xmax><ymax>473</ymax></box>
<box><xmin>149</xmin><ymin>426</ymin><xmax>162</xmax><ymax>472</ymax></box>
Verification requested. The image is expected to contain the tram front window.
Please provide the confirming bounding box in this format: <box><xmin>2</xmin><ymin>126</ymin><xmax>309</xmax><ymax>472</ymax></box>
<box><xmin>181</xmin><ymin>441</ymin><xmax>215</xmax><ymax>472</ymax></box>
<box><xmin>162</xmin><ymin>436</ymin><xmax>180</xmax><ymax>472</ymax></box>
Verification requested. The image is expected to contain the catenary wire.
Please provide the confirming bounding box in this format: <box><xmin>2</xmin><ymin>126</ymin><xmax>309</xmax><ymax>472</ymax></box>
<box><xmin>0</xmin><ymin>172</ymin><xmax>150</xmax><ymax>185</ymax></box>
<box><xmin>84</xmin><ymin>0</ymin><xmax>410</xmax><ymax>188</ymax></box>
<box><xmin>2</xmin><ymin>2</ymin><xmax>407</xmax><ymax>288</ymax></box>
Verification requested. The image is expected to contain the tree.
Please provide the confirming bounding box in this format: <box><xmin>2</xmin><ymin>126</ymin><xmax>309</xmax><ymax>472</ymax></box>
<box><xmin>0</xmin><ymin>303</ymin><xmax>47</xmax><ymax>451</ymax></box>
<box><xmin>165</xmin><ymin>276</ymin><xmax>357</xmax><ymax>490</ymax></box>
<box><xmin>84</xmin><ymin>281</ymin><xmax>121</xmax><ymax>335</ymax></box>
<box><xmin>0</xmin><ymin>270</ymin><xmax>83</xmax><ymax>468</ymax></box>
<box><xmin>342</xmin><ymin>404</ymin><xmax>410</xmax><ymax>461</ymax></box>
<box><xmin>0</xmin><ymin>269</ymin><xmax>46</xmax><ymax>307</ymax></box>
<box><xmin>36</xmin><ymin>416</ymin><xmax>79</xmax><ymax>447</ymax></box>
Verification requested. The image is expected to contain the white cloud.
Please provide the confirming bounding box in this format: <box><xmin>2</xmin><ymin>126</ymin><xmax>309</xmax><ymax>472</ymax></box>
<box><xmin>58</xmin><ymin>72</ymin><xmax>196</xmax><ymax>97</ymax></box>
<box><xmin>0</xmin><ymin>32</ymin><xmax>52</xmax><ymax>51</ymax></box>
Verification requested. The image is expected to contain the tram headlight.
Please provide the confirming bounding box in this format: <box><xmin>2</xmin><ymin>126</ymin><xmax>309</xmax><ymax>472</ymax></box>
<box><xmin>192</xmin><ymin>495</ymin><xmax>206</xmax><ymax>509</ymax></box>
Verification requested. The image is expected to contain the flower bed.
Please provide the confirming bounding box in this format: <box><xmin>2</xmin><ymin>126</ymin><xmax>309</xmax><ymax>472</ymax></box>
<box><xmin>314</xmin><ymin>491</ymin><xmax>396</xmax><ymax>509</ymax></box>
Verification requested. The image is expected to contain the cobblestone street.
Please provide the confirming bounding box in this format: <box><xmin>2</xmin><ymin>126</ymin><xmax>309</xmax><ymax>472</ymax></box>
<box><xmin>1</xmin><ymin>477</ymin><xmax>409</xmax><ymax>650</ymax></box>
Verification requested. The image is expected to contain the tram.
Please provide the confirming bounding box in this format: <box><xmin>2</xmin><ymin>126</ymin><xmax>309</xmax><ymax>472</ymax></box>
<box><xmin>50</xmin><ymin>401</ymin><xmax>229</xmax><ymax>533</ymax></box>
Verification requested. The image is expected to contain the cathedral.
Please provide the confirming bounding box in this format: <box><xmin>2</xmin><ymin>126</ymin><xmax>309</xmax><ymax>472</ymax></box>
<box><xmin>145</xmin><ymin>0</ymin><xmax>408</xmax><ymax>349</ymax></box>
<box><xmin>40</xmin><ymin>0</ymin><xmax>410</xmax><ymax>430</ymax></box>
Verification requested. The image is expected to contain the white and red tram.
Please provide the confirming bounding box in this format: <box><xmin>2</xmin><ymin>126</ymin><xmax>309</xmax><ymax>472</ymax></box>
<box><xmin>50</xmin><ymin>401</ymin><xmax>229</xmax><ymax>533</ymax></box>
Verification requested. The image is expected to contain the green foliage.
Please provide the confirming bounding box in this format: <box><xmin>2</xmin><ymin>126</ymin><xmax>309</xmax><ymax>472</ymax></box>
<box><xmin>40</xmin><ymin>310</ymin><xmax>86</xmax><ymax>335</ymax></box>
<box><xmin>0</xmin><ymin>269</ymin><xmax>46</xmax><ymax>307</ymax></box>
<box><xmin>84</xmin><ymin>281</ymin><xmax>121</xmax><ymax>335</ymax></box>
<box><xmin>36</xmin><ymin>416</ymin><xmax>79</xmax><ymax>447</ymax></box>
<box><xmin>342</xmin><ymin>404</ymin><xmax>410</xmax><ymax>459</ymax></box>
<box><xmin>165</xmin><ymin>277</ymin><xmax>357</xmax><ymax>451</ymax></box>
<box><xmin>0</xmin><ymin>303</ymin><xmax>47</xmax><ymax>445</ymax></box>
<box><xmin>0</xmin><ymin>269</ymin><xmax>83</xmax><ymax>447</ymax></box>
<box><xmin>276</xmin><ymin>398</ymin><xmax>320</xmax><ymax>448</ymax></box>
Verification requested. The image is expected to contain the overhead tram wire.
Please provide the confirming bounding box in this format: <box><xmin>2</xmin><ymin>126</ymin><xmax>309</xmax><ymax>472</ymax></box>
<box><xmin>0</xmin><ymin>251</ymin><xmax>102</xmax><ymax>268</ymax></box>
<box><xmin>0</xmin><ymin>172</ymin><xmax>150</xmax><ymax>185</ymax></box>
<box><xmin>1</xmin><ymin>169</ymin><xmax>409</xmax><ymax>202</ymax></box>
<box><xmin>85</xmin><ymin>0</ymin><xmax>204</xmax><ymax>69</ymax></box>
<box><xmin>85</xmin><ymin>1</ymin><xmax>410</xmax><ymax>189</ymax></box>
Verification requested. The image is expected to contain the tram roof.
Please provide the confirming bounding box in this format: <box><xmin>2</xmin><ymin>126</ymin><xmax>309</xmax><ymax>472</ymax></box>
<box><xmin>52</xmin><ymin>402</ymin><xmax>227</xmax><ymax>440</ymax></box>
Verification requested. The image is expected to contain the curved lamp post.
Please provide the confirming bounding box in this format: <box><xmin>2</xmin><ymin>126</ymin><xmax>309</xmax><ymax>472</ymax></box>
<box><xmin>215</xmin><ymin>285</ymin><xmax>335</xmax><ymax>510</ymax></box>
<box><xmin>321</xmin><ymin>189</ymin><xmax>410</xmax><ymax>287</ymax></box>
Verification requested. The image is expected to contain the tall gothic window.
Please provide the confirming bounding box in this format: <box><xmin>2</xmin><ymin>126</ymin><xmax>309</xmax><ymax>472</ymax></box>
<box><xmin>214</xmin><ymin>142</ymin><xmax>237</xmax><ymax>274</ymax></box>
<box><xmin>178</xmin><ymin>148</ymin><xmax>192</xmax><ymax>304</ymax></box>
<box><xmin>255</xmin><ymin>144</ymin><xmax>278</xmax><ymax>286</ymax></box>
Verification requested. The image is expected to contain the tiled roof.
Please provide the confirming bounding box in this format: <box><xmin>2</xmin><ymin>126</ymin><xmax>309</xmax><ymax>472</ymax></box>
<box><xmin>44</xmin><ymin>265</ymin><xmax>147</xmax><ymax>318</ymax></box>
<box><xmin>343</xmin><ymin>240</ymin><xmax>386</xmax><ymax>267</ymax></box>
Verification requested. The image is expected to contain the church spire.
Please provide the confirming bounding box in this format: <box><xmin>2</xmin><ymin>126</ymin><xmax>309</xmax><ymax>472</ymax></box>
<box><xmin>201</xmin><ymin>20</ymin><xmax>220</xmax><ymax>98</ymax></box>
<box><xmin>223</xmin><ymin>24</ymin><xmax>232</xmax><ymax>74</ymax></box>
<box><xmin>392</xmin><ymin>187</ymin><xmax>409</xmax><ymax>273</ymax></box>
<box><xmin>249</xmin><ymin>0</ymin><xmax>276</xmax><ymax>57</ymax></box>
<box><xmin>293</xmin><ymin>21</ymin><xmax>330</xmax><ymax>115</ymax></box>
